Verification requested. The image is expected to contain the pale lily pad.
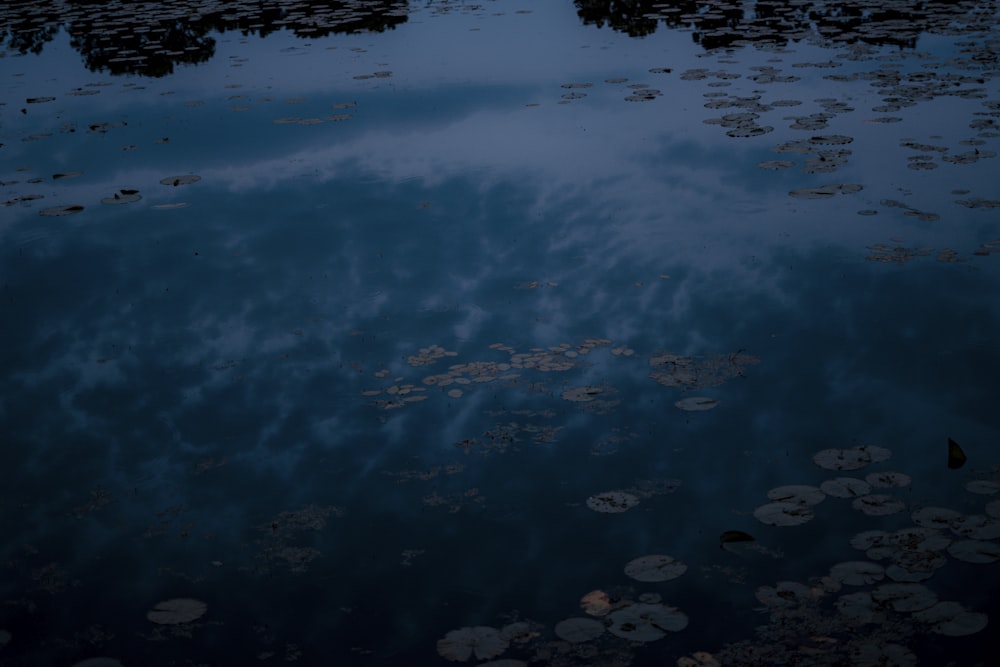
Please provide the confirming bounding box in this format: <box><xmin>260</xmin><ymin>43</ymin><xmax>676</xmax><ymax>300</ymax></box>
<box><xmin>950</xmin><ymin>514</ymin><xmax>1000</xmax><ymax>540</ymax></box>
<box><xmin>39</xmin><ymin>204</ymin><xmax>85</xmax><ymax>216</ymax></box>
<box><xmin>146</xmin><ymin>598</ymin><xmax>207</xmax><ymax>625</ymax></box>
<box><xmin>986</xmin><ymin>499</ymin><xmax>1000</xmax><ymax>519</ymax></box>
<box><xmin>836</xmin><ymin>591</ymin><xmax>883</xmax><ymax>624</ymax></box>
<box><xmin>586</xmin><ymin>490</ymin><xmax>640</xmax><ymax>513</ymax></box>
<box><xmin>864</xmin><ymin>471</ymin><xmax>911</xmax><ymax>488</ymax></box>
<box><xmin>813</xmin><ymin>445</ymin><xmax>891</xmax><ymax>471</ymax></box>
<box><xmin>912</xmin><ymin>601</ymin><xmax>988</xmax><ymax>636</ymax></box>
<box><xmin>436</xmin><ymin>626</ymin><xmax>508</xmax><ymax>662</ymax></box>
<box><xmin>871</xmin><ymin>582</ymin><xmax>938</xmax><ymax>612</ymax></box>
<box><xmin>579</xmin><ymin>589</ymin><xmax>612</xmax><ymax>616</ymax></box>
<box><xmin>852</xmin><ymin>494</ymin><xmax>905</xmax><ymax>516</ymax></box>
<box><xmin>789</xmin><ymin>183</ymin><xmax>863</xmax><ymax>199</ymax></box>
<box><xmin>849</xmin><ymin>642</ymin><xmax>916</xmax><ymax>667</ymax></box>
<box><xmin>624</xmin><ymin>555</ymin><xmax>688</xmax><ymax>582</ymax></box>
<box><xmin>911</xmin><ymin>506</ymin><xmax>962</xmax><ymax>529</ymax></box>
<box><xmin>674</xmin><ymin>396</ymin><xmax>719</xmax><ymax>411</ymax></box>
<box><xmin>755</xmin><ymin>581</ymin><xmax>814</xmax><ymax>608</ymax></box>
<box><xmin>829</xmin><ymin>561</ymin><xmax>885</xmax><ymax>586</ymax></box>
<box><xmin>159</xmin><ymin>174</ymin><xmax>201</xmax><ymax>186</ymax></box>
<box><xmin>753</xmin><ymin>501</ymin><xmax>814</xmax><ymax>526</ymax></box>
<box><xmin>965</xmin><ymin>480</ymin><xmax>1000</xmax><ymax>495</ymax></box>
<box><xmin>606</xmin><ymin>602</ymin><xmax>687</xmax><ymax>641</ymax></box>
<box><xmin>101</xmin><ymin>191</ymin><xmax>142</xmax><ymax>205</ymax></box>
<box><xmin>820</xmin><ymin>477</ymin><xmax>871</xmax><ymax>498</ymax></box>
<box><xmin>948</xmin><ymin>539</ymin><xmax>1000</xmax><ymax>563</ymax></box>
<box><xmin>767</xmin><ymin>484</ymin><xmax>825</xmax><ymax>506</ymax></box>
<box><xmin>553</xmin><ymin>617</ymin><xmax>604</xmax><ymax>643</ymax></box>
<box><xmin>562</xmin><ymin>386</ymin><xmax>610</xmax><ymax>402</ymax></box>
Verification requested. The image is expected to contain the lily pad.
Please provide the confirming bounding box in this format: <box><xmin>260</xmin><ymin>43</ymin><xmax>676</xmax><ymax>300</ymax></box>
<box><xmin>586</xmin><ymin>490</ymin><xmax>640</xmax><ymax>513</ymax></box>
<box><xmin>767</xmin><ymin>484</ymin><xmax>825</xmax><ymax>506</ymax></box>
<box><xmin>606</xmin><ymin>602</ymin><xmax>687</xmax><ymax>641</ymax></box>
<box><xmin>852</xmin><ymin>494</ymin><xmax>906</xmax><ymax>516</ymax></box>
<box><xmin>146</xmin><ymin>598</ymin><xmax>207</xmax><ymax>625</ymax></box>
<box><xmin>753</xmin><ymin>501</ymin><xmax>814</xmax><ymax>526</ymax></box>
<box><xmin>159</xmin><ymin>174</ymin><xmax>201</xmax><ymax>187</ymax></box>
<box><xmin>820</xmin><ymin>477</ymin><xmax>871</xmax><ymax>498</ymax></box>
<box><xmin>39</xmin><ymin>204</ymin><xmax>84</xmax><ymax>216</ymax></box>
<box><xmin>830</xmin><ymin>561</ymin><xmax>885</xmax><ymax>586</ymax></box>
<box><xmin>436</xmin><ymin>626</ymin><xmax>508</xmax><ymax>662</ymax></box>
<box><xmin>674</xmin><ymin>396</ymin><xmax>719</xmax><ymax>411</ymax></box>
<box><xmin>624</xmin><ymin>555</ymin><xmax>688</xmax><ymax>582</ymax></box>
<box><xmin>913</xmin><ymin>601</ymin><xmax>988</xmax><ymax>636</ymax></box>
<box><xmin>553</xmin><ymin>617</ymin><xmax>604</xmax><ymax>643</ymax></box>
<box><xmin>948</xmin><ymin>539</ymin><xmax>1000</xmax><ymax>564</ymax></box>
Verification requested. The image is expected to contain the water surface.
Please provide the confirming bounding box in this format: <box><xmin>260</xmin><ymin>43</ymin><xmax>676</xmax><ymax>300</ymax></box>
<box><xmin>2</xmin><ymin>1</ymin><xmax>1000</xmax><ymax>665</ymax></box>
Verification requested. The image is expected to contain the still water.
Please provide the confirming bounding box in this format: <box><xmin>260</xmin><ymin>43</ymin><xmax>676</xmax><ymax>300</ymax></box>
<box><xmin>2</xmin><ymin>1</ymin><xmax>1000</xmax><ymax>665</ymax></box>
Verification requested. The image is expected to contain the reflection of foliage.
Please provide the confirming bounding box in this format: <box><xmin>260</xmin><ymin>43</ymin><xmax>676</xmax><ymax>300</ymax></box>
<box><xmin>573</xmin><ymin>0</ymin><xmax>998</xmax><ymax>50</ymax></box>
<box><xmin>0</xmin><ymin>0</ymin><xmax>409</xmax><ymax>77</ymax></box>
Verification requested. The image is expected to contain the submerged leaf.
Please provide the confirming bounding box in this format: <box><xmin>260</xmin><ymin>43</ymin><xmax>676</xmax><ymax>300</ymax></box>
<box><xmin>948</xmin><ymin>437</ymin><xmax>967</xmax><ymax>469</ymax></box>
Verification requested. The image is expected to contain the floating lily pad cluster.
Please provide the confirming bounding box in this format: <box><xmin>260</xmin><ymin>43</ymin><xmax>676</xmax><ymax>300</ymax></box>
<box><xmin>688</xmin><ymin>440</ymin><xmax>996</xmax><ymax>665</ymax></box>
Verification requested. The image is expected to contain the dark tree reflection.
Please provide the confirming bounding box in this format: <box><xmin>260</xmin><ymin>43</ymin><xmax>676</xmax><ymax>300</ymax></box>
<box><xmin>574</xmin><ymin>0</ymin><xmax>998</xmax><ymax>50</ymax></box>
<box><xmin>0</xmin><ymin>0</ymin><xmax>409</xmax><ymax>77</ymax></box>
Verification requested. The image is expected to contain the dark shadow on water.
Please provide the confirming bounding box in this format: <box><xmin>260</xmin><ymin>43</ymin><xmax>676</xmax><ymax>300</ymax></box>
<box><xmin>3</xmin><ymin>0</ymin><xmax>999</xmax><ymax>77</ymax></box>
<box><xmin>0</xmin><ymin>0</ymin><xmax>409</xmax><ymax>77</ymax></box>
<box><xmin>574</xmin><ymin>0</ymin><xmax>997</xmax><ymax>49</ymax></box>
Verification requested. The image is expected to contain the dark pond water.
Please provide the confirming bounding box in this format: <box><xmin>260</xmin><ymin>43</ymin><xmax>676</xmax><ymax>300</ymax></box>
<box><xmin>2</xmin><ymin>1</ymin><xmax>1000</xmax><ymax>666</ymax></box>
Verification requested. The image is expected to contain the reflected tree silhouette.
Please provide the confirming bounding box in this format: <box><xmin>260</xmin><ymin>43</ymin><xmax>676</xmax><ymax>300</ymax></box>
<box><xmin>2</xmin><ymin>0</ymin><xmax>996</xmax><ymax>77</ymax></box>
<box><xmin>0</xmin><ymin>0</ymin><xmax>409</xmax><ymax>77</ymax></box>
<box><xmin>574</xmin><ymin>0</ymin><xmax>998</xmax><ymax>50</ymax></box>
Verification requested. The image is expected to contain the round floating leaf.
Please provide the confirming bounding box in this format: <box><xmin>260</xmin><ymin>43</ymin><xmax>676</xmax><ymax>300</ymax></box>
<box><xmin>950</xmin><ymin>514</ymin><xmax>1000</xmax><ymax>540</ymax></box>
<box><xmin>871</xmin><ymin>583</ymin><xmax>938</xmax><ymax>612</ymax></box>
<box><xmin>562</xmin><ymin>386</ymin><xmax>608</xmax><ymax>402</ymax></box>
<box><xmin>850</xmin><ymin>529</ymin><xmax>890</xmax><ymax>551</ymax></box>
<box><xmin>436</xmin><ymin>626</ymin><xmax>508</xmax><ymax>662</ymax></box>
<box><xmin>813</xmin><ymin>445</ymin><xmax>890</xmax><ymax>471</ymax></box>
<box><xmin>674</xmin><ymin>397</ymin><xmax>719</xmax><ymax>411</ymax></box>
<box><xmin>677</xmin><ymin>652</ymin><xmax>721</xmax><ymax>667</ymax></box>
<box><xmin>39</xmin><ymin>204</ymin><xmax>85</xmax><ymax>216</ymax></box>
<box><xmin>852</xmin><ymin>494</ymin><xmax>905</xmax><ymax>516</ymax></box>
<box><xmin>965</xmin><ymin>480</ymin><xmax>1000</xmax><ymax>495</ymax></box>
<box><xmin>755</xmin><ymin>581</ymin><xmax>814</xmax><ymax>608</ymax></box>
<box><xmin>624</xmin><ymin>555</ymin><xmax>688</xmax><ymax>582</ymax></box>
<box><xmin>912</xmin><ymin>601</ymin><xmax>988</xmax><ymax>636</ymax></box>
<box><xmin>753</xmin><ymin>501</ymin><xmax>814</xmax><ymax>526</ymax></box>
<box><xmin>159</xmin><ymin>174</ymin><xmax>201</xmax><ymax>187</ymax></box>
<box><xmin>830</xmin><ymin>561</ymin><xmax>885</xmax><ymax>586</ymax></box>
<box><xmin>836</xmin><ymin>591</ymin><xmax>883</xmax><ymax>623</ymax></box>
<box><xmin>849</xmin><ymin>642</ymin><xmax>916</xmax><ymax>667</ymax></box>
<box><xmin>586</xmin><ymin>490</ymin><xmax>639</xmax><ymax>514</ymax></box>
<box><xmin>553</xmin><ymin>617</ymin><xmax>604</xmax><ymax>643</ymax></box>
<box><xmin>911</xmin><ymin>506</ymin><xmax>962</xmax><ymax>530</ymax></box>
<box><xmin>146</xmin><ymin>598</ymin><xmax>207</xmax><ymax>625</ymax></box>
<box><xmin>579</xmin><ymin>589</ymin><xmax>612</xmax><ymax>616</ymax></box>
<box><xmin>789</xmin><ymin>183</ymin><xmax>863</xmax><ymax>199</ymax></box>
<box><xmin>101</xmin><ymin>192</ymin><xmax>142</xmax><ymax>205</ymax></box>
<box><xmin>606</xmin><ymin>603</ymin><xmax>687</xmax><ymax>641</ymax></box>
<box><xmin>986</xmin><ymin>499</ymin><xmax>1000</xmax><ymax>519</ymax></box>
<box><xmin>820</xmin><ymin>477</ymin><xmax>871</xmax><ymax>498</ymax></box>
<box><xmin>865</xmin><ymin>471</ymin><xmax>911</xmax><ymax>488</ymax></box>
<box><xmin>767</xmin><ymin>484</ymin><xmax>825</xmax><ymax>506</ymax></box>
<box><xmin>947</xmin><ymin>540</ymin><xmax>1000</xmax><ymax>564</ymax></box>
